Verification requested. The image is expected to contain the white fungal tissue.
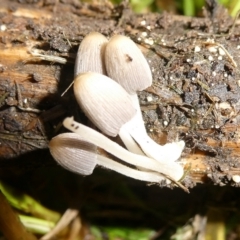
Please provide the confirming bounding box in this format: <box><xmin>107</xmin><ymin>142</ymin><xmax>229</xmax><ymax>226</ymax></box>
<box><xmin>49</xmin><ymin>32</ymin><xmax>186</xmax><ymax>185</ymax></box>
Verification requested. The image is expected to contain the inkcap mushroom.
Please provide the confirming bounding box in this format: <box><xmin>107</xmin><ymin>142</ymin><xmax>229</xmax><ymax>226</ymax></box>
<box><xmin>73</xmin><ymin>33</ymin><xmax>143</xmax><ymax>154</ymax></box>
<box><xmin>105</xmin><ymin>35</ymin><xmax>152</xmax><ymax>94</ymax></box>
<box><xmin>74</xmin><ymin>32</ymin><xmax>108</xmax><ymax>77</ymax></box>
<box><xmin>49</xmin><ymin>132</ymin><xmax>169</xmax><ymax>183</ymax></box>
<box><xmin>104</xmin><ymin>35</ymin><xmax>184</xmax><ymax>162</ymax></box>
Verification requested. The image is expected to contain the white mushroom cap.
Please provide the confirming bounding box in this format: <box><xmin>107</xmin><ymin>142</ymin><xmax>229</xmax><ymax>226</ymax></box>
<box><xmin>74</xmin><ymin>32</ymin><xmax>108</xmax><ymax>77</ymax></box>
<box><xmin>49</xmin><ymin>133</ymin><xmax>97</xmax><ymax>175</ymax></box>
<box><xmin>105</xmin><ymin>35</ymin><xmax>152</xmax><ymax>94</ymax></box>
<box><xmin>74</xmin><ymin>72</ymin><xmax>136</xmax><ymax>136</ymax></box>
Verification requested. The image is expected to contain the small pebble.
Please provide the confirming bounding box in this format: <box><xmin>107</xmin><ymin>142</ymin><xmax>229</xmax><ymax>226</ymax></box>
<box><xmin>194</xmin><ymin>46</ymin><xmax>201</xmax><ymax>52</ymax></box>
<box><xmin>232</xmin><ymin>175</ymin><xmax>240</xmax><ymax>183</ymax></box>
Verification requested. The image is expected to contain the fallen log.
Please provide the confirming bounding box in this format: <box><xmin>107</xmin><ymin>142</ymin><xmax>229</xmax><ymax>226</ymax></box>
<box><xmin>1</xmin><ymin>0</ymin><xmax>240</xmax><ymax>188</ymax></box>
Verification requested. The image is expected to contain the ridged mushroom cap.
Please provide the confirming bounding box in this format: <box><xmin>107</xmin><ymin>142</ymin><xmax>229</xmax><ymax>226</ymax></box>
<box><xmin>105</xmin><ymin>35</ymin><xmax>152</xmax><ymax>94</ymax></box>
<box><xmin>49</xmin><ymin>133</ymin><xmax>97</xmax><ymax>175</ymax></box>
<box><xmin>74</xmin><ymin>72</ymin><xmax>136</xmax><ymax>137</ymax></box>
<box><xmin>74</xmin><ymin>32</ymin><xmax>108</xmax><ymax>77</ymax></box>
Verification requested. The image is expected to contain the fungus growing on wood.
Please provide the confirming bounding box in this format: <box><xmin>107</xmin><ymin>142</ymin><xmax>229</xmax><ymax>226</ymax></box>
<box><xmin>74</xmin><ymin>33</ymin><xmax>143</xmax><ymax>154</ymax></box>
<box><xmin>74</xmin><ymin>32</ymin><xmax>108</xmax><ymax>77</ymax></box>
<box><xmin>104</xmin><ymin>35</ymin><xmax>185</xmax><ymax>162</ymax></box>
<box><xmin>49</xmin><ymin>133</ymin><xmax>171</xmax><ymax>183</ymax></box>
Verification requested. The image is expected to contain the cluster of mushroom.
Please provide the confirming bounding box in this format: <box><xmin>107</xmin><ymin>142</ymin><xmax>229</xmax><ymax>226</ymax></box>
<box><xmin>49</xmin><ymin>32</ymin><xmax>185</xmax><ymax>184</ymax></box>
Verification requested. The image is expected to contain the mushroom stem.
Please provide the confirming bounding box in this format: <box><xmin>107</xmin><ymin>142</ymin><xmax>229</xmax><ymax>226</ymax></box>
<box><xmin>129</xmin><ymin>94</ymin><xmax>146</xmax><ymax>133</ymax></box>
<box><xmin>122</xmin><ymin>118</ymin><xmax>185</xmax><ymax>162</ymax></box>
<box><xmin>118</xmin><ymin>125</ymin><xmax>145</xmax><ymax>155</ymax></box>
<box><xmin>117</xmin><ymin>94</ymin><xmax>145</xmax><ymax>155</ymax></box>
<box><xmin>96</xmin><ymin>154</ymin><xmax>166</xmax><ymax>182</ymax></box>
<box><xmin>63</xmin><ymin>117</ymin><xmax>184</xmax><ymax>181</ymax></box>
<box><xmin>126</xmin><ymin>94</ymin><xmax>185</xmax><ymax>162</ymax></box>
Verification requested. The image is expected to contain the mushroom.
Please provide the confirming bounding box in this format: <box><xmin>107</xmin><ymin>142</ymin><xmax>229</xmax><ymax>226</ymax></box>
<box><xmin>104</xmin><ymin>34</ymin><xmax>184</xmax><ymax>162</ymax></box>
<box><xmin>49</xmin><ymin>132</ymin><xmax>170</xmax><ymax>183</ymax></box>
<box><xmin>74</xmin><ymin>72</ymin><xmax>184</xmax><ymax>164</ymax></box>
<box><xmin>74</xmin><ymin>32</ymin><xmax>108</xmax><ymax>77</ymax></box>
<box><xmin>62</xmin><ymin>32</ymin><xmax>108</xmax><ymax>97</ymax></box>
<box><xmin>105</xmin><ymin>35</ymin><xmax>152</xmax><ymax>94</ymax></box>
<box><xmin>74</xmin><ymin>33</ymin><xmax>143</xmax><ymax>155</ymax></box>
<box><xmin>63</xmin><ymin>117</ymin><xmax>184</xmax><ymax>181</ymax></box>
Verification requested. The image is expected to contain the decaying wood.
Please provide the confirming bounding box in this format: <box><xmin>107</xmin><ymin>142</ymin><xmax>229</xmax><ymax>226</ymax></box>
<box><xmin>1</xmin><ymin>0</ymin><xmax>240</xmax><ymax>188</ymax></box>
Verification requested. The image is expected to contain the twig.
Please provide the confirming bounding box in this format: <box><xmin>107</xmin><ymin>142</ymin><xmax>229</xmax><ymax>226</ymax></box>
<box><xmin>61</xmin><ymin>80</ymin><xmax>74</xmax><ymax>97</ymax></box>
<box><xmin>203</xmin><ymin>41</ymin><xmax>237</xmax><ymax>68</ymax></box>
<box><xmin>40</xmin><ymin>209</ymin><xmax>79</xmax><ymax>240</ymax></box>
<box><xmin>29</xmin><ymin>49</ymin><xmax>67</xmax><ymax>64</ymax></box>
<box><xmin>15</xmin><ymin>81</ymin><xmax>41</xmax><ymax>113</ymax></box>
<box><xmin>0</xmin><ymin>190</ymin><xmax>37</xmax><ymax>240</ymax></box>
<box><xmin>228</xmin><ymin>10</ymin><xmax>240</xmax><ymax>37</ymax></box>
